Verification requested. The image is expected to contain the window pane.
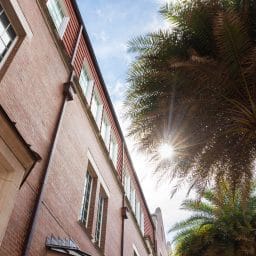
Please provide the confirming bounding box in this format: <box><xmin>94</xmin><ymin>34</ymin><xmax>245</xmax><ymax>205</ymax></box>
<box><xmin>131</xmin><ymin>188</ymin><xmax>136</xmax><ymax>211</ymax></box>
<box><xmin>91</xmin><ymin>94</ymin><xmax>99</xmax><ymax>119</ymax></box>
<box><xmin>91</xmin><ymin>92</ymin><xmax>102</xmax><ymax>126</ymax></box>
<box><xmin>2</xmin><ymin>30</ymin><xmax>11</xmax><ymax>46</ymax></box>
<box><xmin>125</xmin><ymin>175</ymin><xmax>131</xmax><ymax>201</ymax></box>
<box><xmin>0</xmin><ymin>39</ymin><xmax>5</xmax><ymax>55</ymax></box>
<box><xmin>95</xmin><ymin>196</ymin><xmax>104</xmax><ymax>246</ymax></box>
<box><xmin>140</xmin><ymin>213</ymin><xmax>144</xmax><ymax>234</ymax></box>
<box><xmin>47</xmin><ymin>0</ymin><xmax>65</xmax><ymax>32</ymax></box>
<box><xmin>136</xmin><ymin>201</ymin><xmax>141</xmax><ymax>224</ymax></box>
<box><xmin>79</xmin><ymin>65</ymin><xmax>94</xmax><ymax>103</ymax></box>
<box><xmin>101</xmin><ymin>116</ymin><xmax>110</xmax><ymax>147</ymax></box>
<box><xmin>110</xmin><ymin>135</ymin><xmax>118</xmax><ymax>166</ymax></box>
<box><xmin>0</xmin><ymin>7</ymin><xmax>16</xmax><ymax>61</ymax></box>
<box><xmin>0</xmin><ymin>21</ymin><xmax>5</xmax><ymax>35</ymax></box>
<box><xmin>0</xmin><ymin>13</ymin><xmax>10</xmax><ymax>29</ymax></box>
<box><xmin>79</xmin><ymin>68</ymin><xmax>89</xmax><ymax>94</ymax></box>
<box><xmin>81</xmin><ymin>172</ymin><xmax>93</xmax><ymax>226</ymax></box>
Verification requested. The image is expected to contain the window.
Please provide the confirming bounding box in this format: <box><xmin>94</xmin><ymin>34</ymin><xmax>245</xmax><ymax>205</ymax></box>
<box><xmin>124</xmin><ymin>172</ymin><xmax>144</xmax><ymax>235</ymax></box>
<box><xmin>131</xmin><ymin>187</ymin><xmax>136</xmax><ymax>212</ymax></box>
<box><xmin>95</xmin><ymin>195</ymin><xmax>105</xmax><ymax>247</ymax></box>
<box><xmin>133</xmin><ymin>245</ymin><xmax>141</xmax><ymax>256</ymax></box>
<box><xmin>0</xmin><ymin>4</ymin><xmax>16</xmax><ymax>62</ymax></box>
<box><xmin>80</xmin><ymin>171</ymin><xmax>93</xmax><ymax>227</ymax></box>
<box><xmin>79</xmin><ymin>64</ymin><xmax>94</xmax><ymax>103</ymax></box>
<box><xmin>109</xmin><ymin>134</ymin><xmax>118</xmax><ymax>166</ymax></box>
<box><xmin>135</xmin><ymin>200</ymin><xmax>141</xmax><ymax>225</ymax></box>
<box><xmin>124</xmin><ymin>174</ymin><xmax>131</xmax><ymax>201</ymax></box>
<box><xmin>101</xmin><ymin>114</ymin><xmax>111</xmax><ymax>148</ymax></box>
<box><xmin>91</xmin><ymin>90</ymin><xmax>103</xmax><ymax>127</ymax></box>
<box><xmin>47</xmin><ymin>0</ymin><xmax>69</xmax><ymax>38</ymax></box>
<box><xmin>140</xmin><ymin>212</ymin><xmax>144</xmax><ymax>235</ymax></box>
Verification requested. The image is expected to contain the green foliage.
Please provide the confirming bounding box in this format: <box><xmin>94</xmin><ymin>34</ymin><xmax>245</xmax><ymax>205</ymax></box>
<box><xmin>125</xmin><ymin>0</ymin><xmax>256</xmax><ymax>194</ymax></box>
<box><xmin>171</xmin><ymin>182</ymin><xmax>256</xmax><ymax>256</ymax></box>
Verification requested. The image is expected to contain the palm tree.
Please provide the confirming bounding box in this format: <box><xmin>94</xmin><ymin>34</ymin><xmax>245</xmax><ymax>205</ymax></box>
<box><xmin>170</xmin><ymin>182</ymin><xmax>256</xmax><ymax>256</ymax></box>
<box><xmin>125</xmin><ymin>0</ymin><xmax>256</xmax><ymax>193</ymax></box>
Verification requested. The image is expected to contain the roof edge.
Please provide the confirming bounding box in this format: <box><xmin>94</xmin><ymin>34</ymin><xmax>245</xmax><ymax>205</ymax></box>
<box><xmin>72</xmin><ymin>0</ymin><xmax>156</xmax><ymax>234</ymax></box>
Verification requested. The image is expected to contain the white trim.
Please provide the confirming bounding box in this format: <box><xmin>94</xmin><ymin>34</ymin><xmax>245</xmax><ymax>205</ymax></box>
<box><xmin>8</xmin><ymin>0</ymin><xmax>33</xmax><ymax>39</ymax></box>
<box><xmin>133</xmin><ymin>244</ymin><xmax>141</xmax><ymax>256</ymax></box>
<box><xmin>58</xmin><ymin>16</ymin><xmax>69</xmax><ymax>38</ymax></box>
<box><xmin>87</xmin><ymin>150</ymin><xmax>110</xmax><ymax>198</ymax></box>
<box><xmin>90</xmin><ymin>88</ymin><xmax>103</xmax><ymax>128</ymax></box>
<box><xmin>95</xmin><ymin>196</ymin><xmax>104</xmax><ymax>247</ymax></box>
<box><xmin>79</xmin><ymin>171</ymin><xmax>93</xmax><ymax>227</ymax></box>
<box><xmin>46</xmin><ymin>0</ymin><xmax>69</xmax><ymax>38</ymax></box>
<box><xmin>79</xmin><ymin>62</ymin><xmax>94</xmax><ymax>104</ymax></box>
<box><xmin>100</xmin><ymin>113</ymin><xmax>111</xmax><ymax>148</ymax></box>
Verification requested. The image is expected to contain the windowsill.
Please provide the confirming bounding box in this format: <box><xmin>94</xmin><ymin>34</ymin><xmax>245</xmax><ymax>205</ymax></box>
<box><xmin>78</xmin><ymin>220</ymin><xmax>105</xmax><ymax>256</ymax></box>
<box><xmin>93</xmin><ymin>241</ymin><xmax>105</xmax><ymax>256</ymax></box>
<box><xmin>78</xmin><ymin>219</ymin><xmax>93</xmax><ymax>240</ymax></box>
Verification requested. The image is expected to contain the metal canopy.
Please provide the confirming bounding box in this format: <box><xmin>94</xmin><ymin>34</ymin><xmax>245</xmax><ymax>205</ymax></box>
<box><xmin>46</xmin><ymin>235</ymin><xmax>91</xmax><ymax>256</ymax></box>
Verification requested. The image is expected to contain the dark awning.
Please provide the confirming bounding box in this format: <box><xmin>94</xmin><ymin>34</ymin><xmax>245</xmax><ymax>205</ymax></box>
<box><xmin>46</xmin><ymin>235</ymin><xmax>91</xmax><ymax>256</ymax></box>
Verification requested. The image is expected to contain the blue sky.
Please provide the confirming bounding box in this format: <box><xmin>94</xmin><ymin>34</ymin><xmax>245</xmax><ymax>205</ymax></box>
<box><xmin>76</xmin><ymin>0</ymin><xmax>189</xmax><ymax>242</ymax></box>
<box><xmin>77</xmin><ymin>0</ymin><xmax>168</xmax><ymax>103</ymax></box>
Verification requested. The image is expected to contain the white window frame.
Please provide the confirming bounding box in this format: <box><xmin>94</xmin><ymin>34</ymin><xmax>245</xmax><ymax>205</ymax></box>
<box><xmin>95</xmin><ymin>195</ymin><xmax>105</xmax><ymax>247</ymax></box>
<box><xmin>140</xmin><ymin>212</ymin><xmax>144</xmax><ymax>235</ymax></box>
<box><xmin>135</xmin><ymin>200</ymin><xmax>141</xmax><ymax>225</ymax></box>
<box><xmin>131</xmin><ymin>187</ymin><xmax>136</xmax><ymax>212</ymax></box>
<box><xmin>100</xmin><ymin>113</ymin><xmax>111</xmax><ymax>148</ymax></box>
<box><xmin>80</xmin><ymin>171</ymin><xmax>93</xmax><ymax>227</ymax></box>
<box><xmin>46</xmin><ymin>0</ymin><xmax>69</xmax><ymax>38</ymax></box>
<box><xmin>0</xmin><ymin>1</ymin><xmax>33</xmax><ymax>78</ymax></box>
<box><xmin>0</xmin><ymin>3</ymin><xmax>18</xmax><ymax>63</ymax></box>
<box><xmin>124</xmin><ymin>174</ymin><xmax>131</xmax><ymax>201</ymax></box>
<box><xmin>91</xmin><ymin>89</ymin><xmax>103</xmax><ymax>128</ymax></box>
<box><xmin>133</xmin><ymin>244</ymin><xmax>141</xmax><ymax>256</ymax></box>
<box><xmin>109</xmin><ymin>133</ymin><xmax>118</xmax><ymax>167</ymax></box>
<box><xmin>79</xmin><ymin>62</ymin><xmax>94</xmax><ymax>103</ymax></box>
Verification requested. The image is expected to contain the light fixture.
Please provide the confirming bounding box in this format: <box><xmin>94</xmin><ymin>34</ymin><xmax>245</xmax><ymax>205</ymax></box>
<box><xmin>158</xmin><ymin>143</ymin><xmax>175</xmax><ymax>160</ymax></box>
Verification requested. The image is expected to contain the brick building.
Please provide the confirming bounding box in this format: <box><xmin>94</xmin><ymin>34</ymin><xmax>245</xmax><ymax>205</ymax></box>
<box><xmin>0</xmin><ymin>0</ymin><xmax>169</xmax><ymax>256</ymax></box>
<box><xmin>152</xmin><ymin>208</ymin><xmax>169</xmax><ymax>256</ymax></box>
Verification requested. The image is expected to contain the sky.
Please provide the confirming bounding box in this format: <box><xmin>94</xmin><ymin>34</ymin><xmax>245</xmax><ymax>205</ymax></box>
<box><xmin>77</xmin><ymin>0</ymin><xmax>191</xmax><ymax>242</ymax></box>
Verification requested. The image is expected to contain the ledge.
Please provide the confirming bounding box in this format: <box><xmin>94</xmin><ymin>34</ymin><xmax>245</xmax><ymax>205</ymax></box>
<box><xmin>0</xmin><ymin>105</ymin><xmax>41</xmax><ymax>187</ymax></box>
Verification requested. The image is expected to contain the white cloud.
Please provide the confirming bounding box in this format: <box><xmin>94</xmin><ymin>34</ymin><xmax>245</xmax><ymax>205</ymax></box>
<box><xmin>144</xmin><ymin>12</ymin><xmax>170</xmax><ymax>32</ymax></box>
<box><xmin>92</xmin><ymin>30</ymin><xmax>108</xmax><ymax>42</ymax></box>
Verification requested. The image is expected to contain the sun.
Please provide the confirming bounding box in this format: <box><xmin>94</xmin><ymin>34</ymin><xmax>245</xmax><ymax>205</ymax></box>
<box><xmin>158</xmin><ymin>143</ymin><xmax>175</xmax><ymax>160</ymax></box>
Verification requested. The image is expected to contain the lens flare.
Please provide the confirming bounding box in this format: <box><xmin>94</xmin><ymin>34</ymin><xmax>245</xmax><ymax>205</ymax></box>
<box><xmin>158</xmin><ymin>143</ymin><xmax>175</xmax><ymax>159</ymax></box>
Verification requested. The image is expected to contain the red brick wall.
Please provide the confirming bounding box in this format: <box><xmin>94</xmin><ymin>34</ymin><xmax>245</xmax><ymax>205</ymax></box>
<box><xmin>0</xmin><ymin>0</ymin><xmax>69</xmax><ymax>254</ymax></box>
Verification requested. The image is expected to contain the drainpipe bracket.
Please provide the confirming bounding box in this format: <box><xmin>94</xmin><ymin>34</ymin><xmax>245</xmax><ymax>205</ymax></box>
<box><xmin>64</xmin><ymin>82</ymin><xmax>75</xmax><ymax>101</ymax></box>
<box><xmin>121</xmin><ymin>206</ymin><xmax>129</xmax><ymax>219</ymax></box>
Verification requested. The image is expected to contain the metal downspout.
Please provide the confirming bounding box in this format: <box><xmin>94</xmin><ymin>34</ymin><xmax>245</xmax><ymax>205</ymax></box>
<box><xmin>22</xmin><ymin>83</ymin><xmax>74</xmax><ymax>256</ymax></box>
<box><xmin>121</xmin><ymin>142</ymin><xmax>126</xmax><ymax>256</ymax></box>
<box><xmin>22</xmin><ymin>23</ymin><xmax>83</xmax><ymax>256</ymax></box>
